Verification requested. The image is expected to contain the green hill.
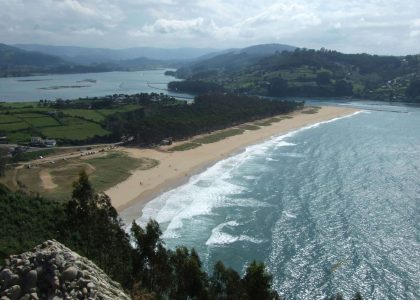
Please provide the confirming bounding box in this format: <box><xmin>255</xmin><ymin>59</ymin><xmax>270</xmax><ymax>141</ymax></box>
<box><xmin>0</xmin><ymin>43</ymin><xmax>65</xmax><ymax>67</ymax></box>
<box><xmin>174</xmin><ymin>48</ymin><xmax>420</xmax><ymax>102</ymax></box>
<box><xmin>0</xmin><ymin>43</ymin><xmax>120</xmax><ymax>77</ymax></box>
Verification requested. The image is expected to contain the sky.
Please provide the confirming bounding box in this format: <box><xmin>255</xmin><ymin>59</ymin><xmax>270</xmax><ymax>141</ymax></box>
<box><xmin>1</xmin><ymin>0</ymin><xmax>419</xmax><ymax>55</ymax></box>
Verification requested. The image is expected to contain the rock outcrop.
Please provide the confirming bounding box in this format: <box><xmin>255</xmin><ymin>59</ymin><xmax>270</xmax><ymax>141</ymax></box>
<box><xmin>0</xmin><ymin>240</ymin><xmax>131</xmax><ymax>300</ymax></box>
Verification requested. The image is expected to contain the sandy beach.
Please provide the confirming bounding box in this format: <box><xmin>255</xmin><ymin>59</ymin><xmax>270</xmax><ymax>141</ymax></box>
<box><xmin>105</xmin><ymin>106</ymin><xmax>360</xmax><ymax>216</ymax></box>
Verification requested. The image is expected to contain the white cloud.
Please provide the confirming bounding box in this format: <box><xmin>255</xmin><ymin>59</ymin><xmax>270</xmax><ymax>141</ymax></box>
<box><xmin>132</xmin><ymin>17</ymin><xmax>211</xmax><ymax>36</ymax></box>
<box><xmin>0</xmin><ymin>0</ymin><xmax>419</xmax><ymax>54</ymax></box>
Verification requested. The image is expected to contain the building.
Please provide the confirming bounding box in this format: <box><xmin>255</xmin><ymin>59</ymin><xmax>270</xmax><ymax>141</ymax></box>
<box><xmin>30</xmin><ymin>137</ymin><xmax>57</xmax><ymax>148</ymax></box>
<box><xmin>30</xmin><ymin>137</ymin><xmax>43</xmax><ymax>146</ymax></box>
<box><xmin>44</xmin><ymin>139</ymin><xmax>57</xmax><ymax>148</ymax></box>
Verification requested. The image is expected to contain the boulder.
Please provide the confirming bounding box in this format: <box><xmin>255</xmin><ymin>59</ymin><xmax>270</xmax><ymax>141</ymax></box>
<box><xmin>0</xmin><ymin>240</ymin><xmax>131</xmax><ymax>300</ymax></box>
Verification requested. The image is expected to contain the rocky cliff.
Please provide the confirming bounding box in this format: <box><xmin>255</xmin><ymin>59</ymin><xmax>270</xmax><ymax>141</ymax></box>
<box><xmin>0</xmin><ymin>240</ymin><xmax>131</xmax><ymax>300</ymax></box>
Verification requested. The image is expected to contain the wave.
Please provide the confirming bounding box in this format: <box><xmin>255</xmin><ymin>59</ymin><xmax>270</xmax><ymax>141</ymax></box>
<box><xmin>136</xmin><ymin>111</ymin><xmax>363</xmax><ymax>237</ymax></box>
<box><xmin>206</xmin><ymin>221</ymin><xmax>263</xmax><ymax>246</ymax></box>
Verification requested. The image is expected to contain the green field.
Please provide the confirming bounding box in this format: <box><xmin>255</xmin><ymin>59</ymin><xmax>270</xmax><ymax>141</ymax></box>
<box><xmin>169</xmin><ymin>142</ymin><xmax>201</xmax><ymax>151</ymax></box>
<box><xmin>87</xmin><ymin>152</ymin><xmax>158</xmax><ymax>191</ymax></box>
<box><xmin>0</xmin><ymin>103</ymin><xmax>143</xmax><ymax>144</ymax></box>
<box><xmin>63</xmin><ymin>109</ymin><xmax>106</xmax><ymax>122</ymax></box>
<box><xmin>2</xmin><ymin>151</ymin><xmax>159</xmax><ymax>201</ymax></box>
<box><xmin>193</xmin><ymin>128</ymin><xmax>245</xmax><ymax>144</ymax></box>
<box><xmin>0</xmin><ymin>115</ymin><xmax>21</xmax><ymax>123</ymax></box>
<box><xmin>25</xmin><ymin>116</ymin><xmax>60</xmax><ymax>127</ymax></box>
<box><xmin>238</xmin><ymin>124</ymin><xmax>261</xmax><ymax>131</ymax></box>
<box><xmin>40</xmin><ymin>117</ymin><xmax>110</xmax><ymax>141</ymax></box>
<box><xmin>254</xmin><ymin>117</ymin><xmax>283</xmax><ymax>127</ymax></box>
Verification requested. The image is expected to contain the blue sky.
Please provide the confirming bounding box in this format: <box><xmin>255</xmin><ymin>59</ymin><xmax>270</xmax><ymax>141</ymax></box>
<box><xmin>1</xmin><ymin>0</ymin><xmax>419</xmax><ymax>54</ymax></box>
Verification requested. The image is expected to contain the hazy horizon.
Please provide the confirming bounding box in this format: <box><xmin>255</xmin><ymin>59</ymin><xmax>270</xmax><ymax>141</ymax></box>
<box><xmin>1</xmin><ymin>1</ymin><xmax>420</xmax><ymax>56</ymax></box>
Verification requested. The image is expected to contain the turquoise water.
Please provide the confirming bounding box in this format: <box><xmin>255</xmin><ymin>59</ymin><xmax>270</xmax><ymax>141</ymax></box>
<box><xmin>0</xmin><ymin>70</ymin><xmax>192</xmax><ymax>102</ymax></box>
<box><xmin>134</xmin><ymin>103</ymin><xmax>420</xmax><ymax>299</ymax></box>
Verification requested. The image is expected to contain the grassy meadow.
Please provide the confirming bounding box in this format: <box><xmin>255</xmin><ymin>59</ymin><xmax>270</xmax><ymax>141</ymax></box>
<box><xmin>0</xmin><ymin>151</ymin><xmax>158</xmax><ymax>201</ymax></box>
<box><xmin>0</xmin><ymin>102</ymin><xmax>143</xmax><ymax>144</ymax></box>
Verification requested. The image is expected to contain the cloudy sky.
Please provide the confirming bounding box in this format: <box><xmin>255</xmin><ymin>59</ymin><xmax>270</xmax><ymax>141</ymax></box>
<box><xmin>1</xmin><ymin>0</ymin><xmax>419</xmax><ymax>54</ymax></box>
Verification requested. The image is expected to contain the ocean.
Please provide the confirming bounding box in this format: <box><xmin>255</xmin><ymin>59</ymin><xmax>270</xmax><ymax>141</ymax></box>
<box><xmin>134</xmin><ymin>102</ymin><xmax>420</xmax><ymax>299</ymax></box>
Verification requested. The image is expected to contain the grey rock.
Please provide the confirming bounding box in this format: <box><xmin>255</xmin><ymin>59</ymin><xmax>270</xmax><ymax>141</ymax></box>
<box><xmin>86</xmin><ymin>282</ymin><xmax>95</xmax><ymax>289</ymax></box>
<box><xmin>3</xmin><ymin>274</ymin><xmax>19</xmax><ymax>289</ymax></box>
<box><xmin>23</xmin><ymin>271</ymin><xmax>37</xmax><ymax>291</ymax></box>
<box><xmin>29</xmin><ymin>293</ymin><xmax>38</xmax><ymax>300</ymax></box>
<box><xmin>0</xmin><ymin>241</ymin><xmax>130</xmax><ymax>300</ymax></box>
<box><xmin>61</xmin><ymin>267</ymin><xmax>78</xmax><ymax>282</ymax></box>
<box><xmin>0</xmin><ymin>269</ymin><xmax>12</xmax><ymax>281</ymax></box>
<box><xmin>6</xmin><ymin>285</ymin><xmax>20</xmax><ymax>300</ymax></box>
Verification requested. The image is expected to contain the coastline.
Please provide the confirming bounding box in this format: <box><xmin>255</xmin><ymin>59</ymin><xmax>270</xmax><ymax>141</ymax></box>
<box><xmin>105</xmin><ymin>106</ymin><xmax>360</xmax><ymax>219</ymax></box>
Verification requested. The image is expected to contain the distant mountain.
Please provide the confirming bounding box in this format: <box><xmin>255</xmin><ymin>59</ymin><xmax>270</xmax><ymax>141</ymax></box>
<box><xmin>239</xmin><ymin>43</ymin><xmax>297</xmax><ymax>56</ymax></box>
<box><xmin>176</xmin><ymin>43</ymin><xmax>297</xmax><ymax>78</ymax></box>
<box><xmin>14</xmin><ymin>44</ymin><xmax>220</xmax><ymax>64</ymax></box>
<box><xmin>0</xmin><ymin>43</ymin><xmax>65</xmax><ymax>67</ymax></box>
<box><xmin>0</xmin><ymin>43</ymin><xmax>123</xmax><ymax>77</ymax></box>
<box><xmin>118</xmin><ymin>56</ymin><xmax>173</xmax><ymax>70</ymax></box>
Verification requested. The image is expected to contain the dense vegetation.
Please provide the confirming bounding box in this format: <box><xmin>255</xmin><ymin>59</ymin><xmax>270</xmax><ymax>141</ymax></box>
<box><xmin>104</xmin><ymin>93</ymin><xmax>303</xmax><ymax>145</ymax></box>
<box><xmin>174</xmin><ymin>48</ymin><xmax>420</xmax><ymax>102</ymax></box>
<box><xmin>1</xmin><ymin>92</ymin><xmax>302</xmax><ymax>146</ymax></box>
<box><xmin>0</xmin><ymin>93</ymin><xmax>176</xmax><ymax>144</ymax></box>
<box><xmin>0</xmin><ymin>174</ymin><xmax>364</xmax><ymax>299</ymax></box>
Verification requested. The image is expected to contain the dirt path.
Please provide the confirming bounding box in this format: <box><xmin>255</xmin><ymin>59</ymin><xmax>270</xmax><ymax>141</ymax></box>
<box><xmin>39</xmin><ymin>169</ymin><xmax>58</xmax><ymax>190</ymax></box>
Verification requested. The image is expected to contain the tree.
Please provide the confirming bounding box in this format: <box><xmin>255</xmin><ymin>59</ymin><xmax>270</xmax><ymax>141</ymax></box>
<box><xmin>0</xmin><ymin>148</ymin><xmax>8</xmax><ymax>177</ymax></box>
<box><xmin>334</xmin><ymin>80</ymin><xmax>353</xmax><ymax>96</ymax></box>
<box><xmin>268</xmin><ymin>77</ymin><xmax>288</xmax><ymax>96</ymax></box>
<box><xmin>66</xmin><ymin>171</ymin><xmax>133</xmax><ymax>286</ymax></box>
<box><xmin>210</xmin><ymin>261</ymin><xmax>246</xmax><ymax>300</ymax></box>
<box><xmin>242</xmin><ymin>261</ymin><xmax>280</xmax><ymax>300</ymax></box>
<box><xmin>329</xmin><ymin>293</ymin><xmax>344</xmax><ymax>300</ymax></box>
<box><xmin>316</xmin><ymin>71</ymin><xmax>332</xmax><ymax>85</ymax></box>
<box><xmin>169</xmin><ymin>247</ymin><xmax>209</xmax><ymax>299</ymax></box>
<box><xmin>406</xmin><ymin>79</ymin><xmax>420</xmax><ymax>99</ymax></box>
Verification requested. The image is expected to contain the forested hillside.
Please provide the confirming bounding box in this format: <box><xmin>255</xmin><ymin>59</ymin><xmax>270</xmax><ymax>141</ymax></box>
<box><xmin>173</xmin><ymin>48</ymin><xmax>420</xmax><ymax>102</ymax></box>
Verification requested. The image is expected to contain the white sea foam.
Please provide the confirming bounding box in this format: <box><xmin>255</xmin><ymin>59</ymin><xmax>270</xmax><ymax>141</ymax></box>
<box><xmin>206</xmin><ymin>221</ymin><xmax>263</xmax><ymax>246</ymax></box>
<box><xmin>277</xmin><ymin>152</ymin><xmax>306</xmax><ymax>158</ymax></box>
<box><xmin>136</xmin><ymin>110</ymin><xmax>363</xmax><ymax>238</ymax></box>
<box><xmin>284</xmin><ymin>211</ymin><xmax>297</xmax><ymax>218</ymax></box>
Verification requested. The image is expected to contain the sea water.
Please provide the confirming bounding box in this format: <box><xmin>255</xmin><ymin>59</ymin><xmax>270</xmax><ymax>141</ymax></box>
<box><xmin>134</xmin><ymin>102</ymin><xmax>420</xmax><ymax>299</ymax></box>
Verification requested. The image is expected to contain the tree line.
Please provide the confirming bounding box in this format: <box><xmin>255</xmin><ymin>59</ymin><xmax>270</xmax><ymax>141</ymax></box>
<box><xmin>104</xmin><ymin>93</ymin><xmax>303</xmax><ymax>145</ymax></box>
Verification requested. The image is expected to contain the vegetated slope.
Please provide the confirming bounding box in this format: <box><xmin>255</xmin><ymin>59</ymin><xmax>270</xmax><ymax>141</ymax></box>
<box><xmin>0</xmin><ymin>43</ymin><xmax>66</xmax><ymax>77</ymax></box>
<box><xmin>0</xmin><ymin>43</ymin><xmax>65</xmax><ymax>67</ymax></box>
<box><xmin>176</xmin><ymin>43</ymin><xmax>297</xmax><ymax>78</ymax></box>
<box><xmin>174</xmin><ymin>48</ymin><xmax>420</xmax><ymax>102</ymax></box>
<box><xmin>0</xmin><ymin>43</ymin><xmax>119</xmax><ymax>77</ymax></box>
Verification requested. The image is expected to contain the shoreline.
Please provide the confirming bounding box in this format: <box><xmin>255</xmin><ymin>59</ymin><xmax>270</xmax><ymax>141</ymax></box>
<box><xmin>105</xmin><ymin>106</ymin><xmax>360</xmax><ymax>221</ymax></box>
